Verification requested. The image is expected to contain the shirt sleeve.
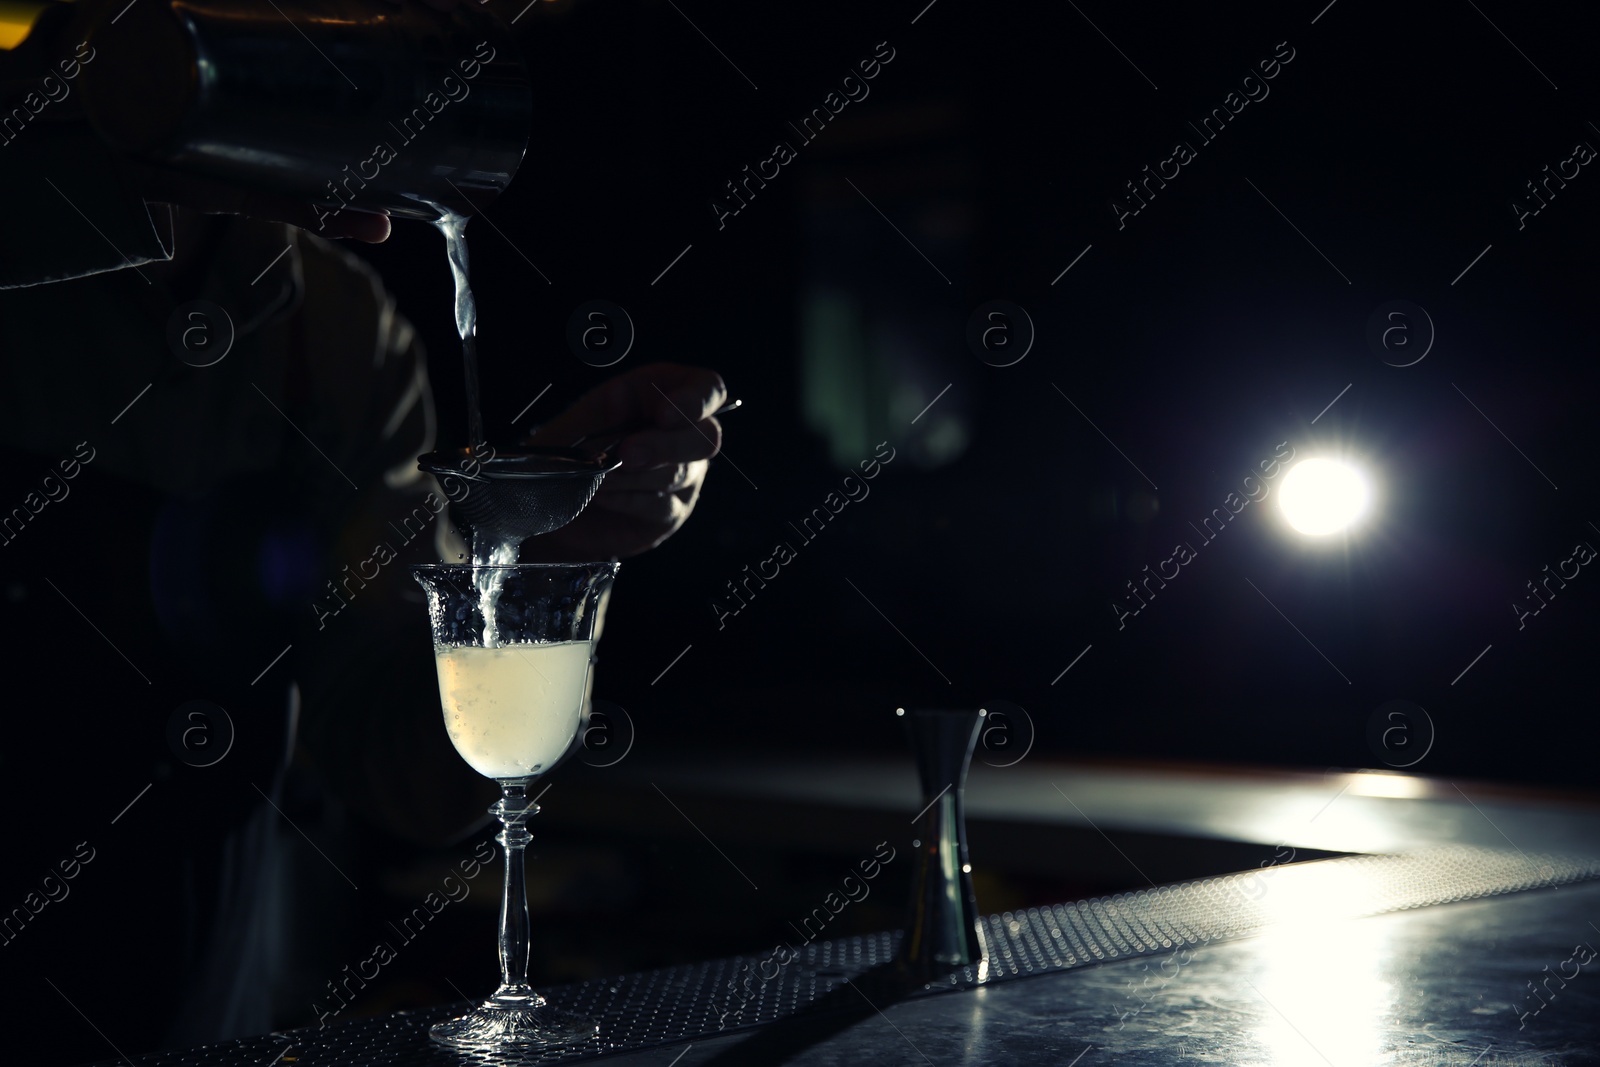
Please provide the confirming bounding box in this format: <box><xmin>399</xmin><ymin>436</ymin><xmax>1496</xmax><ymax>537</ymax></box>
<box><xmin>0</xmin><ymin>123</ymin><xmax>174</xmax><ymax>289</ymax></box>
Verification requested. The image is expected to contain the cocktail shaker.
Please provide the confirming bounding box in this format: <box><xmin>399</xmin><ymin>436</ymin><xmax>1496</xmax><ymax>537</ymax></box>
<box><xmin>77</xmin><ymin>0</ymin><xmax>531</xmax><ymax>223</ymax></box>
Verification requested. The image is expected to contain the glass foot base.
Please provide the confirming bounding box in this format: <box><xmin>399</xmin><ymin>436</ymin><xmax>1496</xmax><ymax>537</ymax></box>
<box><xmin>430</xmin><ymin>995</ymin><xmax>597</xmax><ymax>1049</ymax></box>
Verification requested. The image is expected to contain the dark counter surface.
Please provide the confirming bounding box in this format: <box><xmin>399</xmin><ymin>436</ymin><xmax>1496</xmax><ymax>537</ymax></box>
<box><xmin>87</xmin><ymin>842</ymin><xmax>1600</xmax><ymax>1066</ymax></box>
<box><xmin>587</xmin><ymin>879</ymin><xmax>1600</xmax><ymax>1067</ymax></box>
<box><xmin>75</xmin><ymin>759</ymin><xmax>1600</xmax><ymax>1066</ymax></box>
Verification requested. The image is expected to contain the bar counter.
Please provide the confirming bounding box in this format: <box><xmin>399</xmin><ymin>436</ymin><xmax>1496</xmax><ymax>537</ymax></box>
<box><xmin>87</xmin><ymin>759</ymin><xmax>1600</xmax><ymax>1066</ymax></box>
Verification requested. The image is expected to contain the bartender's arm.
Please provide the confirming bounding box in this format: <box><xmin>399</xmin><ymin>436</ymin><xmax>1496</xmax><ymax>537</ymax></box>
<box><xmin>2</xmin><ymin>1</ymin><xmax>726</xmax><ymax>844</ymax></box>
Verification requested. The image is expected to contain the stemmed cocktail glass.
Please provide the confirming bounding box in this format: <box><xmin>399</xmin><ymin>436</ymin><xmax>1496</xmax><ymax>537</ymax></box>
<box><xmin>413</xmin><ymin>561</ymin><xmax>617</xmax><ymax>1049</ymax></box>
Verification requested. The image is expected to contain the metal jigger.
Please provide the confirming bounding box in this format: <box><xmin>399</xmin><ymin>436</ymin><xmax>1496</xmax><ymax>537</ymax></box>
<box><xmin>897</xmin><ymin>707</ymin><xmax>988</xmax><ymax>984</ymax></box>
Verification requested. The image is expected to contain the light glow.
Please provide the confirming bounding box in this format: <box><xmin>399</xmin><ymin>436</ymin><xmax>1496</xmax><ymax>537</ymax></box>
<box><xmin>1278</xmin><ymin>458</ymin><xmax>1369</xmax><ymax>536</ymax></box>
<box><xmin>1339</xmin><ymin>771</ymin><xmax>1431</xmax><ymax>800</ymax></box>
<box><xmin>0</xmin><ymin>3</ymin><xmax>46</xmax><ymax>52</ymax></box>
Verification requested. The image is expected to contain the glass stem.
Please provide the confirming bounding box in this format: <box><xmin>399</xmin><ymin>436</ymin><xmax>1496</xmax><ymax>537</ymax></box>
<box><xmin>492</xmin><ymin>779</ymin><xmax>541</xmax><ymax>1004</ymax></box>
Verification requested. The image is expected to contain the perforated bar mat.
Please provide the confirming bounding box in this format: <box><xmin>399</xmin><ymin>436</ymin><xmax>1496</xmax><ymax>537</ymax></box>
<box><xmin>95</xmin><ymin>845</ymin><xmax>1600</xmax><ymax>1066</ymax></box>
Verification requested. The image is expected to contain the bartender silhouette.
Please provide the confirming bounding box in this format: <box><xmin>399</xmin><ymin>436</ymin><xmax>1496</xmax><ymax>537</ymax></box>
<box><xmin>0</xmin><ymin>0</ymin><xmax>722</xmax><ymax>1060</ymax></box>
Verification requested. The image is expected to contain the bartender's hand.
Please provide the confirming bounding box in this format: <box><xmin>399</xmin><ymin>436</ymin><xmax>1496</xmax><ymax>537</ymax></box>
<box><xmin>521</xmin><ymin>364</ymin><xmax>727</xmax><ymax>561</ymax></box>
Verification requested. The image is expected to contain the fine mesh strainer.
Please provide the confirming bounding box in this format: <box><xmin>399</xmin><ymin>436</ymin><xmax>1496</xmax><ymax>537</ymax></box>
<box><xmin>418</xmin><ymin>398</ymin><xmax>737</xmax><ymax>550</ymax></box>
<box><xmin>416</xmin><ymin>446</ymin><xmax>622</xmax><ymax>549</ymax></box>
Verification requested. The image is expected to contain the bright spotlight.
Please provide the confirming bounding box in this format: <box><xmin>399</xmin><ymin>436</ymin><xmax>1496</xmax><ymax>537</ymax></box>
<box><xmin>1278</xmin><ymin>458</ymin><xmax>1369</xmax><ymax>536</ymax></box>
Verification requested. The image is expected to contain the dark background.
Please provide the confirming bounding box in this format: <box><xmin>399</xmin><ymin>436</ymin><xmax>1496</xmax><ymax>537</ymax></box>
<box><xmin>355</xmin><ymin>0</ymin><xmax>1599</xmax><ymax>781</ymax></box>
<box><xmin>7</xmin><ymin>0</ymin><xmax>1600</xmax><ymax>1060</ymax></box>
<box><xmin>334</xmin><ymin>0</ymin><xmax>1600</xmax><ymax>1017</ymax></box>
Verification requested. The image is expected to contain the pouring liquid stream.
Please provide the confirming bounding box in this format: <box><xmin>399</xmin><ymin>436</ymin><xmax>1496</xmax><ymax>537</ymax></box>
<box><xmin>437</xmin><ymin>213</ymin><xmax>516</xmax><ymax>645</ymax></box>
<box><xmin>440</xmin><ymin>212</ymin><xmax>486</xmax><ymax>455</ymax></box>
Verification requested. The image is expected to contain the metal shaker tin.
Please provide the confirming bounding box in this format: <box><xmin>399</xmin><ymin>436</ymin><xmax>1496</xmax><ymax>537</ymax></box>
<box><xmin>79</xmin><ymin>0</ymin><xmax>532</xmax><ymax>223</ymax></box>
